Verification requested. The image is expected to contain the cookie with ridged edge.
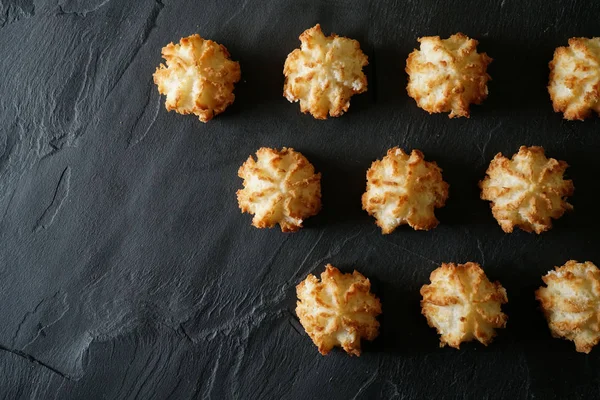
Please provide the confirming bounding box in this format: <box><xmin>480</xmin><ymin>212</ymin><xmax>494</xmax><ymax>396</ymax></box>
<box><xmin>296</xmin><ymin>264</ymin><xmax>382</xmax><ymax>356</ymax></box>
<box><xmin>421</xmin><ymin>262</ymin><xmax>508</xmax><ymax>348</ymax></box>
<box><xmin>153</xmin><ymin>34</ymin><xmax>241</xmax><ymax>122</ymax></box>
<box><xmin>283</xmin><ymin>24</ymin><xmax>368</xmax><ymax>119</ymax></box>
<box><xmin>548</xmin><ymin>37</ymin><xmax>600</xmax><ymax>121</ymax></box>
<box><xmin>237</xmin><ymin>147</ymin><xmax>321</xmax><ymax>232</ymax></box>
<box><xmin>362</xmin><ymin>147</ymin><xmax>449</xmax><ymax>234</ymax></box>
<box><xmin>406</xmin><ymin>33</ymin><xmax>492</xmax><ymax>118</ymax></box>
<box><xmin>479</xmin><ymin>146</ymin><xmax>574</xmax><ymax>234</ymax></box>
<box><xmin>536</xmin><ymin>260</ymin><xmax>600</xmax><ymax>353</ymax></box>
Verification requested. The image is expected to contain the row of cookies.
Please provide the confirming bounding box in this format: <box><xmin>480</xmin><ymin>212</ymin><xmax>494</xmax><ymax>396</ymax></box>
<box><xmin>297</xmin><ymin>260</ymin><xmax>600</xmax><ymax>356</ymax></box>
<box><xmin>153</xmin><ymin>25</ymin><xmax>600</xmax><ymax>122</ymax></box>
<box><xmin>237</xmin><ymin>146</ymin><xmax>574</xmax><ymax>234</ymax></box>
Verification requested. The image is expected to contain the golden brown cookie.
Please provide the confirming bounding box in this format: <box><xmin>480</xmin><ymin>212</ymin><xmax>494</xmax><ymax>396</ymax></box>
<box><xmin>237</xmin><ymin>147</ymin><xmax>321</xmax><ymax>232</ymax></box>
<box><xmin>536</xmin><ymin>260</ymin><xmax>600</xmax><ymax>353</ymax></box>
<box><xmin>406</xmin><ymin>33</ymin><xmax>492</xmax><ymax>118</ymax></box>
<box><xmin>548</xmin><ymin>37</ymin><xmax>600</xmax><ymax>120</ymax></box>
<box><xmin>479</xmin><ymin>146</ymin><xmax>574</xmax><ymax>234</ymax></box>
<box><xmin>362</xmin><ymin>147</ymin><xmax>449</xmax><ymax>233</ymax></box>
<box><xmin>153</xmin><ymin>34</ymin><xmax>241</xmax><ymax>122</ymax></box>
<box><xmin>296</xmin><ymin>264</ymin><xmax>382</xmax><ymax>356</ymax></box>
<box><xmin>421</xmin><ymin>262</ymin><xmax>508</xmax><ymax>348</ymax></box>
<box><xmin>283</xmin><ymin>24</ymin><xmax>368</xmax><ymax>119</ymax></box>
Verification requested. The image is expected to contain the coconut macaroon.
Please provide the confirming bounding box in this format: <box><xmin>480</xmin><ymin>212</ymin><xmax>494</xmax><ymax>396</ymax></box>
<box><xmin>361</xmin><ymin>147</ymin><xmax>449</xmax><ymax>234</ymax></box>
<box><xmin>536</xmin><ymin>260</ymin><xmax>600</xmax><ymax>353</ymax></box>
<box><xmin>283</xmin><ymin>24</ymin><xmax>368</xmax><ymax>119</ymax></box>
<box><xmin>153</xmin><ymin>34</ymin><xmax>241</xmax><ymax>122</ymax></box>
<box><xmin>479</xmin><ymin>146</ymin><xmax>574</xmax><ymax>234</ymax></box>
<box><xmin>548</xmin><ymin>37</ymin><xmax>600</xmax><ymax>120</ymax></box>
<box><xmin>406</xmin><ymin>33</ymin><xmax>492</xmax><ymax>118</ymax></box>
<box><xmin>296</xmin><ymin>264</ymin><xmax>382</xmax><ymax>356</ymax></box>
<box><xmin>237</xmin><ymin>147</ymin><xmax>321</xmax><ymax>232</ymax></box>
<box><xmin>420</xmin><ymin>262</ymin><xmax>508</xmax><ymax>349</ymax></box>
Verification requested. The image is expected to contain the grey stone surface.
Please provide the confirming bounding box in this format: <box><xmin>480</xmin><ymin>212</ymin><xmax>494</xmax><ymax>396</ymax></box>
<box><xmin>1</xmin><ymin>0</ymin><xmax>599</xmax><ymax>398</ymax></box>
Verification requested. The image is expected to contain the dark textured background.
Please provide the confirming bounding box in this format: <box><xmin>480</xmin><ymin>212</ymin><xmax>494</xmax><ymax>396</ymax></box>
<box><xmin>1</xmin><ymin>0</ymin><xmax>599</xmax><ymax>398</ymax></box>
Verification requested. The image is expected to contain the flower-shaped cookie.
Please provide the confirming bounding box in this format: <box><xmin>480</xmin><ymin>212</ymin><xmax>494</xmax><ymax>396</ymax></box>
<box><xmin>548</xmin><ymin>37</ymin><xmax>600</xmax><ymax>120</ymax></box>
<box><xmin>536</xmin><ymin>260</ymin><xmax>600</xmax><ymax>353</ymax></box>
<box><xmin>406</xmin><ymin>33</ymin><xmax>492</xmax><ymax>118</ymax></box>
<box><xmin>283</xmin><ymin>24</ymin><xmax>368</xmax><ymax>119</ymax></box>
<box><xmin>479</xmin><ymin>146</ymin><xmax>574</xmax><ymax>234</ymax></box>
<box><xmin>296</xmin><ymin>264</ymin><xmax>382</xmax><ymax>356</ymax></box>
<box><xmin>421</xmin><ymin>262</ymin><xmax>508</xmax><ymax>348</ymax></box>
<box><xmin>362</xmin><ymin>147</ymin><xmax>449</xmax><ymax>233</ymax></box>
<box><xmin>237</xmin><ymin>147</ymin><xmax>321</xmax><ymax>232</ymax></box>
<box><xmin>153</xmin><ymin>34</ymin><xmax>241</xmax><ymax>122</ymax></box>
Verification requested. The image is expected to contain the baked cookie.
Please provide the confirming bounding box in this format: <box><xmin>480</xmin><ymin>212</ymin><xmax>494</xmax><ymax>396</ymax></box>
<box><xmin>237</xmin><ymin>147</ymin><xmax>321</xmax><ymax>232</ymax></box>
<box><xmin>153</xmin><ymin>34</ymin><xmax>241</xmax><ymax>122</ymax></box>
<box><xmin>283</xmin><ymin>24</ymin><xmax>368</xmax><ymax>119</ymax></box>
<box><xmin>406</xmin><ymin>33</ymin><xmax>492</xmax><ymax>118</ymax></box>
<box><xmin>536</xmin><ymin>260</ymin><xmax>600</xmax><ymax>353</ymax></box>
<box><xmin>479</xmin><ymin>146</ymin><xmax>574</xmax><ymax>234</ymax></box>
<box><xmin>296</xmin><ymin>264</ymin><xmax>382</xmax><ymax>356</ymax></box>
<box><xmin>362</xmin><ymin>147</ymin><xmax>449</xmax><ymax>233</ymax></box>
<box><xmin>548</xmin><ymin>37</ymin><xmax>600</xmax><ymax>120</ymax></box>
<box><xmin>421</xmin><ymin>262</ymin><xmax>508</xmax><ymax>348</ymax></box>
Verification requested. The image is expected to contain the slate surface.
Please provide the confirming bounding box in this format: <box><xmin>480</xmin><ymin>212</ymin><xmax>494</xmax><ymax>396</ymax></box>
<box><xmin>1</xmin><ymin>0</ymin><xmax>600</xmax><ymax>398</ymax></box>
